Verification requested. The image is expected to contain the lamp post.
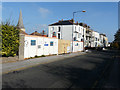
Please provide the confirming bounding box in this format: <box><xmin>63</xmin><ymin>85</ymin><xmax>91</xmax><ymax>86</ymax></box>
<box><xmin>72</xmin><ymin>10</ymin><xmax>86</xmax><ymax>52</ymax></box>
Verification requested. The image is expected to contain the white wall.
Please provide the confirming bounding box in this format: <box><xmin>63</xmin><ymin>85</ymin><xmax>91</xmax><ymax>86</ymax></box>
<box><xmin>24</xmin><ymin>35</ymin><xmax>58</xmax><ymax>58</ymax></box>
<box><xmin>48</xmin><ymin>25</ymin><xmax>85</xmax><ymax>42</ymax></box>
<box><xmin>92</xmin><ymin>31</ymin><xmax>100</xmax><ymax>47</ymax></box>
<box><xmin>70</xmin><ymin>41</ymin><xmax>83</xmax><ymax>52</ymax></box>
<box><xmin>62</xmin><ymin>25</ymin><xmax>73</xmax><ymax>41</ymax></box>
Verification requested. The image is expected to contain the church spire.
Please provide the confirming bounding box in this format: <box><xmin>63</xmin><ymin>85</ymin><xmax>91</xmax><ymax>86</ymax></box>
<box><xmin>17</xmin><ymin>10</ymin><xmax>25</xmax><ymax>31</ymax></box>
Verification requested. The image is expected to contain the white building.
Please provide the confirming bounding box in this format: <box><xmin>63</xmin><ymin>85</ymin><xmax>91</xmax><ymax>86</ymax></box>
<box><xmin>17</xmin><ymin>10</ymin><xmax>58</xmax><ymax>59</ymax></box>
<box><xmin>90</xmin><ymin>31</ymin><xmax>100</xmax><ymax>47</ymax></box>
<box><xmin>24</xmin><ymin>35</ymin><xmax>58</xmax><ymax>59</ymax></box>
<box><xmin>48</xmin><ymin>19</ymin><xmax>86</xmax><ymax>51</ymax></box>
<box><xmin>48</xmin><ymin>19</ymin><xmax>86</xmax><ymax>42</ymax></box>
<box><xmin>85</xmin><ymin>27</ymin><xmax>93</xmax><ymax>47</ymax></box>
<box><xmin>100</xmin><ymin>34</ymin><xmax>108</xmax><ymax>47</ymax></box>
<box><xmin>48</xmin><ymin>19</ymin><xmax>109</xmax><ymax>48</ymax></box>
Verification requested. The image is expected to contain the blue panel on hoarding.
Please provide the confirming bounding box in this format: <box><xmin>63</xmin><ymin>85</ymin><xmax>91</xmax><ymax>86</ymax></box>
<box><xmin>44</xmin><ymin>44</ymin><xmax>48</xmax><ymax>46</ymax></box>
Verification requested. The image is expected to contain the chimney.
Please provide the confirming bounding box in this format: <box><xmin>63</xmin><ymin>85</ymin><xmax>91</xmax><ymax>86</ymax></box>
<box><xmin>42</xmin><ymin>30</ymin><xmax>45</xmax><ymax>35</ymax></box>
<box><xmin>62</xmin><ymin>19</ymin><xmax>63</xmax><ymax>21</ymax></box>
<box><xmin>76</xmin><ymin>21</ymin><xmax>78</xmax><ymax>24</ymax></box>
<box><xmin>42</xmin><ymin>30</ymin><xmax>47</xmax><ymax>37</ymax></box>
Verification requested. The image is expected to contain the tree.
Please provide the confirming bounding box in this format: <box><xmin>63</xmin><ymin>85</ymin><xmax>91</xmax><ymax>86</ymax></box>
<box><xmin>1</xmin><ymin>22</ymin><xmax>20</xmax><ymax>57</ymax></box>
<box><xmin>0</xmin><ymin>24</ymin><xmax>2</xmax><ymax>56</ymax></box>
<box><xmin>112</xmin><ymin>42</ymin><xmax>119</xmax><ymax>49</ymax></box>
<box><xmin>114</xmin><ymin>29</ymin><xmax>120</xmax><ymax>49</ymax></box>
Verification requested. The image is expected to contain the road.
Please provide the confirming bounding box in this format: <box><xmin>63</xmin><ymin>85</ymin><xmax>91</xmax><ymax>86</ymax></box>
<box><xmin>2</xmin><ymin>50</ymin><xmax>119</xmax><ymax>88</ymax></box>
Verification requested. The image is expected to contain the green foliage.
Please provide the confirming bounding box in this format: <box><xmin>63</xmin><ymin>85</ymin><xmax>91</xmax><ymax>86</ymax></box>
<box><xmin>28</xmin><ymin>55</ymin><xmax>46</xmax><ymax>59</ymax></box>
<box><xmin>1</xmin><ymin>22</ymin><xmax>20</xmax><ymax>57</ymax></box>
<box><xmin>41</xmin><ymin>55</ymin><xmax>46</xmax><ymax>57</ymax></box>
<box><xmin>0</xmin><ymin>24</ymin><xmax>2</xmax><ymax>56</ymax></box>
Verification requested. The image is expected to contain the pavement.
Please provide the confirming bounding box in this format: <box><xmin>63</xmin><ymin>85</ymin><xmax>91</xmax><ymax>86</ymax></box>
<box><xmin>2</xmin><ymin>50</ymin><xmax>116</xmax><ymax>88</ymax></box>
<box><xmin>1</xmin><ymin>51</ymin><xmax>86</xmax><ymax>75</ymax></box>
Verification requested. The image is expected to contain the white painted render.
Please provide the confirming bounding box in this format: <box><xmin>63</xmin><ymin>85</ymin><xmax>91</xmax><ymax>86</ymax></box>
<box><xmin>24</xmin><ymin>35</ymin><xmax>58</xmax><ymax>58</ymax></box>
<box><xmin>48</xmin><ymin>25</ymin><xmax>86</xmax><ymax>42</ymax></box>
<box><xmin>48</xmin><ymin>24</ymin><xmax>108</xmax><ymax>48</ymax></box>
<box><xmin>91</xmin><ymin>31</ymin><xmax>100</xmax><ymax>47</ymax></box>
<box><xmin>71</xmin><ymin>41</ymin><xmax>83</xmax><ymax>52</ymax></box>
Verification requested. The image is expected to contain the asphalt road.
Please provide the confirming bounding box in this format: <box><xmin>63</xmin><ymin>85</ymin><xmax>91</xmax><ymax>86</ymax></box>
<box><xmin>2</xmin><ymin>50</ymin><xmax>117</xmax><ymax>88</ymax></box>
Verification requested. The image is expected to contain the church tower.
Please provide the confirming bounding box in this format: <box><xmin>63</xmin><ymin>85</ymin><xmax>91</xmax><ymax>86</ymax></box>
<box><xmin>17</xmin><ymin>10</ymin><xmax>25</xmax><ymax>32</ymax></box>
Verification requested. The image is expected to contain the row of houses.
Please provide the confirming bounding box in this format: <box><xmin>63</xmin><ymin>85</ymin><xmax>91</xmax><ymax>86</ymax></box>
<box><xmin>48</xmin><ymin>19</ymin><xmax>108</xmax><ymax>48</ymax></box>
<box><xmin>17</xmin><ymin>11</ymin><xmax>108</xmax><ymax>60</ymax></box>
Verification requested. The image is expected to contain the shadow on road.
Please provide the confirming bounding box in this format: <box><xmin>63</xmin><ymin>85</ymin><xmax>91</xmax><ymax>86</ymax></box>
<box><xmin>41</xmin><ymin>51</ymin><xmax>114</xmax><ymax>88</ymax></box>
<box><xmin>2</xmin><ymin>50</ymin><xmax>117</xmax><ymax>88</ymax></box>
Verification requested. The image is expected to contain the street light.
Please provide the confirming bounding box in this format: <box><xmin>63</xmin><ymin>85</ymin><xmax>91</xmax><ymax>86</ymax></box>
<box><xmin>72</xmin><ymin>10</ymin><xmax>86</xmax><ymax>52</ymax></box>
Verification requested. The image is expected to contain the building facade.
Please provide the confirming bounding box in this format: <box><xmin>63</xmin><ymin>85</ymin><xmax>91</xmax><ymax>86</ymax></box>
<box><xmin>48</xmin><ymin>19</ymin><xmax>86</xmax><ymax>42</ymax></box>
<box><xmin>17</xmin><ymin>11</ymin><xmax>108</xmax><ymax>59</ymax></box>
<box><xmin>48</xmin><ymin>19</ymin><xmax>108</xmax><ymax>48</ymax></box>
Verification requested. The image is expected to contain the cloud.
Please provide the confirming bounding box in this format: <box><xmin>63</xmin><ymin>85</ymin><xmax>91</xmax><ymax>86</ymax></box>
<box><xmin>39</xmin><ymin>7</ymin><xmax>51</xmax><ymax>18</ymax></box>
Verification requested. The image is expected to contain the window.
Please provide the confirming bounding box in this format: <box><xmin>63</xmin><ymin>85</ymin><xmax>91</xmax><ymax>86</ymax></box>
<box><xmin>51</xmin><ymin>27</ymin><xmax>54</xmax><ymax>31</ymax></box>
<box><xmin>95</xmin><ymin>42</ymin><xmax>97</xmax><ymax>47</ymax></box>
<box><xmin>78</xmin><ymin>33</ymin><xmax>81</xmax><ymax>38</ymax></box>
<box><xmin>53</xmin><ymin>32</ymin><xmax>56</xmax><ymax>37</ymax></box>
<box><xmin>58</xmin><ymin>33</ymin><xmax>60</xmax><ymax>39</ymax></box>
<box><xmin>95</xmin><ymin>38</ymin><xmax>97</xmax><ymax>41</ymax></box>
<box><xmin>77</xmin><ymin>43</ymin><xmax>78</xmax><ymax>46</ymax></box>
<box><xmin>74</xmin><ymin>37</ymin><xmax>76</xmax><ymax>41</ymax></box>
<box><xmin>81</xmin><ymin>39</ymin><xmax>83</xmax><ymax>41</ymax></box>
<box><xmin>75</xmin><ymin>43</ymin><xmax>78</xmax><ymax>46</ymax></box>
<box><xmin>31</xmin><ymin>40</ymin><xmax>36</xmax><ymax>46</ymax></box>
<box><xmin>38</xmin><ymin>45</ymin><xmax>41</xmax><ymax>48</ymax></box>
<box><xmin>86</xmin><ymin>37</ymin><xmax>88</xmax><ymax>40</ymax></box>
<box><xmin>50</xmin><ymin>41</ymin><xmax>54</xmax><ymax>46</ymax></box>
<box><xmin>58</xmin><ymin>27</ymin><xmax>61</xmax><ymax>32</ymax></box>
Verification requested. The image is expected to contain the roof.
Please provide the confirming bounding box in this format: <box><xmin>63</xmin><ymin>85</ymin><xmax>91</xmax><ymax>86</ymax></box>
<box><xmin>48</xmin><ymin>19</ymin><xmax>90</xmax><ymax>28</ymax></box>
<box><xmin>17</xmin><ymin>10</ymin><xmax>25</xmax><ymax>29</ymax></box>
<box><xmin>79</xmin><ymin>23</ymin><xmax>88</xmax><ymax>27</ymax></box>
<box><xmin>25</xmin><ymin>34</ymin><xmax>57</xmax><ymax>39</ymax></box>
<box><xmin>100</xmin><ymin>33</ymin><xmax>106</xmax><ymax>36</ymax></box>
<box><xmin>49</xmin><ymin>19</ymin><xmax>74</xmax><ymax>26</ymax></box>
<box><xmin>30</xmin><ymin>31</ymin><xmax>42</xmax><ymax>36</ymax></box>
<box><xmin>20</xmin><ymin>30</ymin><xmax>28</xmax><ymax>35</ymax></box>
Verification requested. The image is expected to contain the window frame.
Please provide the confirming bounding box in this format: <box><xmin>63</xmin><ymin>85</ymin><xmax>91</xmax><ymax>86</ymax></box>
<box><xmin>31</xmin><ymin>40</ymin><xmax>36</xmax><ymax>46</ymax></box>
<box><xmin>50</xmin><ymin>41</ymin><xmax>54</xmax><ymax>46</ymax></box>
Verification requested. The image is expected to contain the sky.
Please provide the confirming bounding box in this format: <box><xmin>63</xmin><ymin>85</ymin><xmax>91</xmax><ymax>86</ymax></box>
<box><xmin>2</xmin><ymin>2</ymin><xmax>118</xmax><ymax>42</ymax></box>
